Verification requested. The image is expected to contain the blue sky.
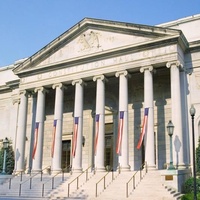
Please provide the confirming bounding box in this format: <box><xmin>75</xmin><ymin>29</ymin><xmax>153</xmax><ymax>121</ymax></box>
<box><xmin>0</xmin><ymin>0</ymin><xmax>200</xmax><ymax>67</ymax></box>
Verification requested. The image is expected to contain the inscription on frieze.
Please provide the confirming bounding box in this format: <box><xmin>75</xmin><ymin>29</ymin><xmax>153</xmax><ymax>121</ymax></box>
<box><xmin>20</xmin><ymin>44</ymin><xmax>176</xmax><ymax>84</ymax></box>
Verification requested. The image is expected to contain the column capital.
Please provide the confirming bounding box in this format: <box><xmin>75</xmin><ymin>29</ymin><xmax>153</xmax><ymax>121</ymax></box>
<box><xmin>166</xmin><ymin>61</ymin><xmax>183</xmax><ymax>69</ymax></box>
<box><xmin>34</xmin><ymin>87</ymin><xmax>48</xmax><ymax>94</ymax></box>
<box><xmin>19</xmin><ymin>90</ymin><xmax>28</xmax><ymax>96</ymax></box>
<box><xmin>115</xmin><ymin>70</ymin><xmax>130</xmax><ymax>78</ymax></box>
<box><xmin>140</xmin><ymin>66</ymin><xmax>153</xmax><ymax>73</ymax></box>
<box><xmin>72</xmin><ymin>79</ymin><xmax>86</xmax><ymax>86</ymax></box>
<box><xmin>52</xmin><ymin>83</ymin><xmax>67</xmax><ymax>90</ymax></box>
<box><xmin>12</xmin><ymin>97</ymin><xmax>20</xmax><ymax>105</ymax></box>
<box><xmin>93</xmin><ymin>75</ymin><xmax>108</xmax><ymax>82</ymax></box>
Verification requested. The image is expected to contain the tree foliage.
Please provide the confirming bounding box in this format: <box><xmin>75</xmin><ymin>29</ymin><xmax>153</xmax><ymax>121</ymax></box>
<box><xmin>0</xmin><ymin>139</ymin><xmax>15</xmax><ymax>174</ymax></box>
<box><xmin>196</xmin><ymin>137</ymin><xmax>200</xmax><ymax>174</ymax></box>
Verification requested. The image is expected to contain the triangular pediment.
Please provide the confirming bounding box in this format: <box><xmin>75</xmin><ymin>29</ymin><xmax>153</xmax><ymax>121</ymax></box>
<box><xmin>13</xmin><ymin>18</ymin><xmax>185</xmax><ymax>75</ymax></box>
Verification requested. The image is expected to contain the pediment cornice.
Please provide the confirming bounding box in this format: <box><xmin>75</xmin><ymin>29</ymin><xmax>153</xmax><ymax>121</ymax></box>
<box><xmin>13</xmin><ymin>18</ymin><xmax>188</xmax><ymax>77</ymax></box>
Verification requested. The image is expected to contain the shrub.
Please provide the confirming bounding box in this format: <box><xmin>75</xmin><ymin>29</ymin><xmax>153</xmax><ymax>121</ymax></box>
<box><xmin>181</xmin><ymin>193</ymin><xmax>200</xmax><ymax>200</ymax></box>
<box><xmin>0</xmin><ymin>139</ymin><xmax>15</xmax><ymax>174</ymax></box>
<box><xmin>183</xmin><ymin>177</ymin><xmax>200</xmax><ymax>193</ymax></box>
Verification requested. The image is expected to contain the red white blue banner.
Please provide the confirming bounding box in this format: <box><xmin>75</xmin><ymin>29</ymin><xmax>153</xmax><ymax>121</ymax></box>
<box><xmin>51</xmin><ymin>119</ymin><xmax>57</xmax><ymax>158</ymax></box>
<box><xmin>72</xmin><ymin>117</ymin><xmax>79</xmax><ymax>157</ymax></box>
<box><xmin>32</xmin><ymin>122</ymin><xmax>39</xmax><ymax>159</ymax></box>
<box><xmin>116</xmin><ymin>111</ymin><xmax>124</xmax><ymax>154</ymax></box>
<box><xmin>137</xmin><ymin>108</ymin><xmax>149</xmax><ymax>149</ymax></box>
<box><xmin>94</xmin><ymin>114</ymin><xmax>100</xmax><ymax>155</ymax></box>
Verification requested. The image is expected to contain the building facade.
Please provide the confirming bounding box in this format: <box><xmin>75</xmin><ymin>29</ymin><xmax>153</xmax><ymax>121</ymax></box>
<box><xmin>0</xmin><ymin>15</ymin><xmax>200</xmax><ymax>177</ymax></box>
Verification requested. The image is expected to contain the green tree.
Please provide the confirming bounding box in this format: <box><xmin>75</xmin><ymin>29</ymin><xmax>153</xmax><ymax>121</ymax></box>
<box><xmin>196</xmin><ymin>137</ymin><xmax>200</xmax><ymax>175</ymax></box>
<box><xmin>0</xmin><ymin>139</ymin><xmax>15</xmax><ymax>174</ymax></box>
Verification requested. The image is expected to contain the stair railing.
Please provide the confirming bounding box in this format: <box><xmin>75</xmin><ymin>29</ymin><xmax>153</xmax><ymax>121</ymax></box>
<box><xmin>41</xmin><ymin>165</ymin><xmax>71</xmax><ymax>197</ymax></box>
<box><xmin>126</xmin><ymin>162</ymin><xmax>148</xmax><ymax>198</ymax></box>
<box><xmin>95</xmin><ymin>167</ymin><xmax>120</xmax><ymax>197</ymax></box>
<box><xmin>19</xmin><ymin>166</ymin><xmax>50</xmax><ymax>196</ymax></box>
<box><xmin>67</xmin><ymin>165</ymin><xmax>92</xmax><ymax>197</ymax></box>
<box><xmin>9</xmin><ymin>167</ymin><xmax>30</xmax><ymax>189</ymax></box>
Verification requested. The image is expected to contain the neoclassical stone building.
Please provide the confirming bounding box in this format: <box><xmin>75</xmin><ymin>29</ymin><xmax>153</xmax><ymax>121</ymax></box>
<box><xmin>0</xmin><ymin>15</ymin><xmax>200</xmax><ymax>177</ymax></box>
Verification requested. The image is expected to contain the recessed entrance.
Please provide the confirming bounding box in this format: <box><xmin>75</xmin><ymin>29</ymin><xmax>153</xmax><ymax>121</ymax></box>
<box><xmin>105</xmin><ymin>134</ymin><xmax>113</xmax><ymax>170</ymax></box>
<box><xmin>61</xmin><ymin>140</ymin><xmax>71</xmax><ymax>171</ymax></box>
<box><xmin>105</xmin><ymin>123</ymin><xmax>114</xmax><ymax>170</ymax></box>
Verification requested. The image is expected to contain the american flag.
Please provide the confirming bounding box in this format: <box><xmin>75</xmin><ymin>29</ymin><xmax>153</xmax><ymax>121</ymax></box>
<box><xmin>116</xmin><ymin>111</ymin><xmax>124</xmax><ymax>154</ymax></box>
<box><xmin>137</xmin><ymin>108</ymin><xmax>149</xmax><ymax>149</ymax></box>
<box><xmin>51</xmin><ymin>120</ymin><xmax>57</xmax><ymax>158</ymax></box>
<box><xmin>94</xmin><ymin>114</ymin><xmax>100</xmax><ymax>155</ymax></box>
<box><xmin>72</xmin><ymin>117</ymin><xmax>79</xmax><ymax>157</ymax></box>
<box><xmin>32</xmin><ymin>122</ymin><xmax>39</xmax><ymax>159</ymax></box>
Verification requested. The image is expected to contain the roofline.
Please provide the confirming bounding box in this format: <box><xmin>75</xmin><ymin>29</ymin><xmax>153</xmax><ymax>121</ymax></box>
<box><xmin>157</xmin><ymin>14</ymin><xmax>200</xmax><ymax>28</ymax></box>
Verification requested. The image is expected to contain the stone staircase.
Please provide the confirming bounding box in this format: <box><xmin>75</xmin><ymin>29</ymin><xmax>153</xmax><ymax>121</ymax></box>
<box><xmin>0</xmin><ymin>172</ymin><xmax>69</xmax><ymax>199</ymax></box>
<box><xmin>0</xmin><ymin>169</ymin><xmax>183</xmax><ymax>200</ymax></box>
<box><xmin>128</xmin><ymin>170</ymin><xmax>183</xmax><ymax>200</ymax></box>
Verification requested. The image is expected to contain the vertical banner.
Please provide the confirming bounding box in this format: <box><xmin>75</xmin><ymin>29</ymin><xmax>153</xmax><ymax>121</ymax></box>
<box><xmin>72</xmin><ymin>117</ymin><xmax>79</xmax><ymax>157</ymax></box>
<box><xmin>32</xmin><ymin>122</ymin><xmax>39</xmax><ymax>159</ymax></box>
<box><xmin>116</xmin><ymin>111</ymin><xmax>124</xmax><ymax>154</ymax></box>
<box><xmin>51</xmin><ymin>119</ymin><xmax>57</xmax><ymax>158</ymax></box>
<box><xmin>94</xmin><ymin>114</ymin><xmax>100</xmax><ymax>155</ymax></box>
<box><xmin>137</xmin><ymin>108</ymin><xmax>149</xmax><ymax>149</ymax></box>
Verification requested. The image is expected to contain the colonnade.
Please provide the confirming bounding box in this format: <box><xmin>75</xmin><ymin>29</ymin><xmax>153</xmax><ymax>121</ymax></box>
<box><xmin>14</xmin><ymin>61</ymin><xmax>187</xmax><ymax>173</ymax></box>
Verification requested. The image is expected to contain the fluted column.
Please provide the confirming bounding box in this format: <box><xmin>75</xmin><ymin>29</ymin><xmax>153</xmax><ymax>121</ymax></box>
<box><xmin>15</xmin><ymin>90</ymin><xmax>28</xmax><ymax>172</ymax></box>
<box><xmin>93</xmin><ymin>75</ymin><xmax>106</xmax><ymax>171</ymax></box>
<box><xmin>166</xmin><ymin>61</ymin><xmax>184</xmax><ymax>168</ymax></box>
<box><xmin>140</xmin><ymin>66</ymin><xmax>155</xmax><ymax>169</ymax></box>
<box><xmin>115</xmin><ymin>70</ymin><xmax>130</xmax><ymax>171</ymax></box>
<box><xmin>72</xmin><ymin>79</ymin><xmax>84</xmax><ymax>172</ymax></box>
<box><xmin>51</xmin><ymin>83</ymin><xmax>65</xmax><ymax>173</ymax></box>
<box><xmin>32</xmin><ymin>87</ymin><xmax>47</xmax><ymax>172</ymax></box>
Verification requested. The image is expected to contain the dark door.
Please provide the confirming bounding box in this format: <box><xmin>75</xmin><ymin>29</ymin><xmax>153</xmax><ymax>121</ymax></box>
<box><xmin>105</xmin><ymin>134</ymin><xmax>113</xmax><ymax>170</ymax></box>
<box><xmin>61</xmin><ymin>140</ymin><xmax>71</xmax><ymax>171</ymax></box>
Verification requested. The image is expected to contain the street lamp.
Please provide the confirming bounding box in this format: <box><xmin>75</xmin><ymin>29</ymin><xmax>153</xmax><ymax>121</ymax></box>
<box><xmin>190</xmin><ymin>104</ymin><xmax>197</xmax><ymax>200</ymax></box>
<box><xmin>167</xmin><ymin>120</ymin><xmax>175</xmax><ymax>170</ymax></box>
<box><xmin>1</xmin><ymin>137</ymin><xmax>9</xmax><ymax>174</ymax></box>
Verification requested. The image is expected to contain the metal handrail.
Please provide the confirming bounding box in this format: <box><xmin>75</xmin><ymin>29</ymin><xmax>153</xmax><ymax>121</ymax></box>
<box><xmin>126</xmin><ymin>162</ymin><xmax>147</xmax><ymax>198</ymax></box>
<box><xmin>9</xmin><ymin>167</ymin><xmax>30</xmax><ymax>189</ymax></box>
<box><xmin>41</xmin><ymin>165</ymin><xmax>71</xmax><ymax>197</ymax></box>
<box><xmin>95</xmin><ymin>167</ymin><xmax>119</xmax><ymax>197</ymax></box>
<box><xmin>67</xmin><ymin>166</ymin><xmax>92</xmax><ymax>197</ymax></box>
<box><xmin>19</xmin><ymin>166</ymin><xmax>50</xmax><ymax>196</ymax></box>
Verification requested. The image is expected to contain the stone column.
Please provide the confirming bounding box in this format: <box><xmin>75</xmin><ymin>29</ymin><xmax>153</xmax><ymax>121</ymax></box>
<box><xmin>51</xmin><ymin>83</ymin><xmax>65</xmax><ymax>173</ymax></box>
<box><xmin>180</xmin><ymin>69</ymin><xmax>190</xmax><ymax>167</ymax></box>
<box><xmin>32</xmin><ymin>87</ymin><xmax>47</xmax><ymax>172</ymax></box>
<box><xmin>166</xmin><ymin>61</ymin><xmax>184</xmax><ymax>168</ymax></box>
<box><xmin>140</xmin><ymin>66</ymin><xmax>155</xmax><ymax>169</ymax></box>
<box><xmin>115</xmin><ymin>70</ymin><xmax>130</xmax><ymax>171</ymax></box>
<box><xmin>15</xmin><ymin>90</ymin><xmax>28</xmax><ymax>172</ymax></box>
<box><xmin>72</xmin><ymin>79</ymin><xmax>84</xmax><ymax>172</ymax></box>
<box><xmin>93</xmin><ymin>75</ymin><xmax>106</xmax><ymax>171</ymax></box>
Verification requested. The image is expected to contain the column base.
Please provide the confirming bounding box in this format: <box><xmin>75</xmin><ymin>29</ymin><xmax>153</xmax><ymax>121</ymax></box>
<box><xmin>119</xmin><ymin>165</ymin><xmax>130</xmax><ymax>172</ymax></box>
<box><xmin>147</xmin><ymin>164</ymin><xmax>156</xmax><ymax>171</ymax></box>
<box><xmin>51</xmin><ymin>169</ymin><xmax>62</xmax><ymax>175</ymax></box>
<box><xmin>31</xmin><ymin>169</ymin><xmax>42</xmax><ymax>174</ymax></box>
<box><xmin>96</xmin><ymin>167</ymin><xmax>106</xmax><ymax>172</ymax></box>
<box><xmin>13</xmin><ymin>169</ymin><xmax>24</xmax><ymax>175</ymax></box>
<box><xmin>72</xmin><ymin>168</ymin><xmax>83</xmax><ymax>173</ymax></box>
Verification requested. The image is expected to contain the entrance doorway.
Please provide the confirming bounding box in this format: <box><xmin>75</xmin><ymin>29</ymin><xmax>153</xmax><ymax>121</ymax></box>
<box><xmin>105</xmin><ymin>134</ymin><xmax>113</xmax><ymax>170</ymax></box>
<box><xmin>61</xmin><ymin>140</ymin><xmax>71</xmax><ymax>171</ymax></box>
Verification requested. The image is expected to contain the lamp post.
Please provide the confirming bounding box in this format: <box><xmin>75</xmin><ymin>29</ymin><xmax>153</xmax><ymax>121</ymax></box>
<box><xmin>167</xmin><ymin>120</ymin><xmax>175</xmax><ymax>170</ymax></box>
<box><xmin>1</xmin><ymin>137</ymin><xmax>9</xmax><ymax>174</ymax></box>
<box><xmin>190</xmin><ymin>105</ymin><xmax>197</xmax><ymax>200</ymax></box>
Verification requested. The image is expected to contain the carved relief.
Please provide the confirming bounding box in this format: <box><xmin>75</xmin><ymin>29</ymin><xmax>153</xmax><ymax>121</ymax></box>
<box><xmin>78</xmin><ymin>31</ymin><xmax>100</xmax><ymax>51</ymax></box>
